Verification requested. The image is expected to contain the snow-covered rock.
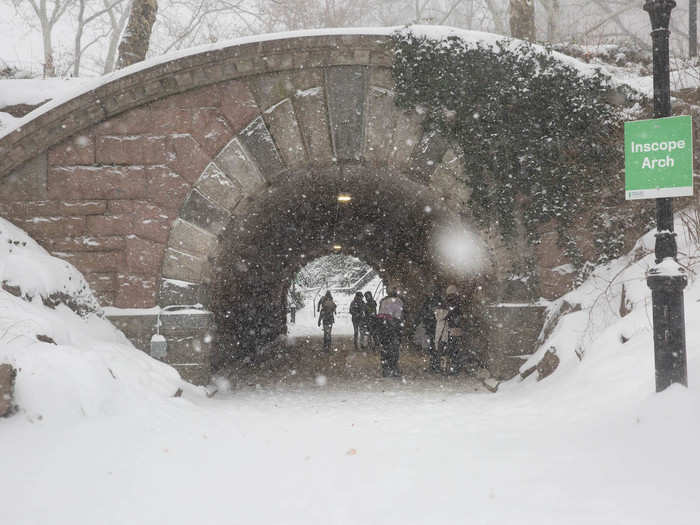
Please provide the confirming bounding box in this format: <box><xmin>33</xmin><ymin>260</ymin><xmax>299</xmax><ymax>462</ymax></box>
<box><xmin>0</xmin><ymin>218</ymin><xmax>193</xmax><ymax>423</ymax></box>
<box><xmin>0</xmin><ymin>217</ymin><xmax>99</xmax><ymax>315</ymax></box>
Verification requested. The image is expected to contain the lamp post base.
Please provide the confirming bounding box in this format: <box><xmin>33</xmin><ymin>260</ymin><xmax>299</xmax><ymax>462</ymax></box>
<box><xmin>646</xmin><ymin>263</ymin><xmax>688</xmax><ymax>392</ymax></box>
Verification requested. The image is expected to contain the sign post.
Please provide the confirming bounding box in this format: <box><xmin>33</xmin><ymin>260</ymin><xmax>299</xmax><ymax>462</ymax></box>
<box><xmin>630</xmin><ymin>0</ymin><xmax>690</xmax><ymax>392</ymax></box>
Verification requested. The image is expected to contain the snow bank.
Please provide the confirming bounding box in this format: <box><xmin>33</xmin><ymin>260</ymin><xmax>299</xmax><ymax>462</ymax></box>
<box><xmin>0</xmin><ymin>78</ymin><xmax>90</xmax><ymax>107</ymax></box>
<box><xmin>516</xmin><ymin>208</ymin><xmax>700</xmax><ymax>387</ymax></box>
<box><xmin>0</xmin><ymin>219</ymin><xmax>193</xmax><ymax>423</ymax></box>
<box><xmin>0</xmin><ymin>25</ymin><xmax>620</xmax><ymax>140</ymax></box>
<box><xmin>0</xmin><ymin>291</ymin><xmax>186</xmax><ymax>423</ymax></box>
<box><xmin>0</xmin><ymin>217</ymin><xmax>99</xmax><ymax>314</ymax></box>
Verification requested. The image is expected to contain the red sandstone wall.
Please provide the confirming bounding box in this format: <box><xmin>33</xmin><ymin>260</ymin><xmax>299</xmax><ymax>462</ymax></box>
<box><xmin>0</xmin><ymin>80</ymin><xmax>260</xmax><ymax>307</ymax></box>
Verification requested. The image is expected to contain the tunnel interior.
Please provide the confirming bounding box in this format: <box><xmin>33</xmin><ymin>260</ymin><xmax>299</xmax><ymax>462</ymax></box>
<box><xmin>208</xmin><ymin>164</ymin><xmax>491</xmax><ymax>368</ymax></box>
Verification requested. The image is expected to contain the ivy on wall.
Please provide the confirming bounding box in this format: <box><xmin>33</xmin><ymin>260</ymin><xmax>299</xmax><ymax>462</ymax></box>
<box><xmin>391</xmin><ymin>31</ymin><xmax>646</xmax><ymax>272</ymax></box>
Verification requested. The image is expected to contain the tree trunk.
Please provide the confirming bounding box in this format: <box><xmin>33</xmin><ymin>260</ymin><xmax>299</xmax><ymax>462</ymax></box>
<box><xmin>117</xmin><ymin>0</ymin><xmax>158</xmax><ymax>69</ymax></box>
<box><xmin>509</xmin><ymin>0</ymin><xmax>535</xmax><ymax>41</ymax></box>
<box><xmin>104</xmin><ymin>0</ymin><xmax>132</xmax><ymax>74</ymax></box>
<box><xmin>485</xmin><ymin>0</ymin><xmax>507</xmax><ymax>35</ymax></box>
<box><xmin>546</xmin><ymin>0</ymin><xmax>559</xmax><ymax>42</ymax></box>
<box><xmin>73</xmin><ymin>0</ymin><xmax>86</xmax><ymax>77</ymax></box>
<box><xmin>41</xmin><ymin>19</ymin><xmax>56</xmax><ymax>77</ymax></box>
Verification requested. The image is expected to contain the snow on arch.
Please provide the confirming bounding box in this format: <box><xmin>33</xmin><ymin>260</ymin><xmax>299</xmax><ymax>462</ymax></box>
<box><xmin>0</xmin><ymin>24</ymin><xmax>613</xmax><ymax>142</ymax></box>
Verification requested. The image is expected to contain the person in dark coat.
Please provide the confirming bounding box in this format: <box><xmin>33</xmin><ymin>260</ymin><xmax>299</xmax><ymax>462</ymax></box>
<box><xmin>377</xmin><ymin>284</ymin><xmax>405</xmax><ymax>377</ymax></box>
<box><xmin>349</xmin><ymin>291</ymin><xmax>365</xmax><ymax>350</ymax></box>
<box><xmin>444</xmin><ymin>285</ymin><xmax>467</xmax><ymax>374</ymax></box>
<box><xmin>317</xmin><ymin>291</ymin><xmax>337</xmax><ymax>352</ymax></box>
<box><xmin>363</xmin><ymin>291</ymin><xmax>378</xmax><ymax>349</ymax></box>
<box><xmin>418</xmin><ymin>288</ymin><xmax>443</xmax><ymax>372</ymax></box>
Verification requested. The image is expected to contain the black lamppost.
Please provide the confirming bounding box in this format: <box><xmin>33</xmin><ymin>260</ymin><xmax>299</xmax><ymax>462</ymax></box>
<box><xmin>644</xmin><ymin>0</ymin><xmax>689</xmax><ymax>392</ymax></box>
<box><xmin>691</xmin><ymin>0</ymin><xmax>697</xmax><ymax>57</ymax></box>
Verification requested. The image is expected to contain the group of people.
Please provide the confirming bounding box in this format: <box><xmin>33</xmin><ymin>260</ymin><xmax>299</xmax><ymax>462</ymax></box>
<box><xmin>417</xmin><ymin>284</ymin><xmax>483</xmax><ymax>375</ymax></box>
<box><xmin>317</xmin><ymin>290</ymin><xmax>379</xmax><ymax>351</ymax></box>
<box><xmin>317</xmin><ymin>287</ymin><xmax>405</xmax><ymax>377</ymax></box>
<box><xmin>316</xmin><ymin>283</ymin><xmax>482</xmax><ymax>378</ymax></box>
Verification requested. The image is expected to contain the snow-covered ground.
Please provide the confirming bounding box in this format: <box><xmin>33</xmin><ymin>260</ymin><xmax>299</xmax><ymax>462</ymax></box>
<box><xmin>287</xmin><ymin>276</ymin><xmax>384</xmax><ymax>337</ymax></box>
<box><xmin>1</xmin><ymin>216</ymin><xmax>700</xmax><ymax>523</ymax></box>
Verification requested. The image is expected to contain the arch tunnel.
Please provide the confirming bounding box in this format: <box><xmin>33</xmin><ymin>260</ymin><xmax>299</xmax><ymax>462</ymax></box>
<box><xmin>0</xmin><ymin>29</ymin><xmax>558</xmax><ymax>385</ymax></box>
<box><xmin>209</xmin><ymin>163</ymin><xmax>476</xmax><ymax>366</ymax></box>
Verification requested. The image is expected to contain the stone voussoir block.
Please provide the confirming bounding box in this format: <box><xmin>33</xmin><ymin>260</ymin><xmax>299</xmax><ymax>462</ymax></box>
<box><xmin>325</xmin><ymin>66</ymin><xmax>367</xmax><ymax>161</ymax></box>
<box><xmin>194</xmin><ymin>162</ymin><xmax>244</xmax><ymax>212</ymax></box>
<box><xmin>262</xmin><ymin>98</ymin><xmax>306</xmax><ymax>168</ymax></box>
<box><xmin>162</xmin><ymin>247</ymin><xmax>209</xmax><ymax>283</ymax></box>
<box><xmin>158</xmin><ymin>278</ymin><xmax>205</xmax><ymax>306</ymax></box>
<box><xmin>179</xmin><ymin>189</ymin><xmax>230</xmax><ymax>236</ymax></box>
<box><xmin>238</xmin><ymin>116</ymin><xmax>285</xmax><ymax>180</ymax></box>
<box><xmin>215</xmin><ymin>137</ymin><xmax>265</xmax><ymax>194</ymax></box>
<box><xmin>167</xmin><ymin>218</ymin><xmax>218</xmax><ymax>257</ymax></box>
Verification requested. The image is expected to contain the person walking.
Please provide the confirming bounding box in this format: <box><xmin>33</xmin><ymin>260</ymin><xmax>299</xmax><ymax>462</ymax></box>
<box><xmin>444</xmin><ymin>285</ymin><xmax>467</xmax><ymax>374</ymax></box>
<box><xmin>349</xmin><ymin>291</ymin><xmax>365</xmax><ymax>350</ymax></box>
<box><xmin>418</xmin><ymin>288</ymin><xmax>442</xmax><ymax>373</ymax></box>
<box><xmin>377</xmin><ymin>284</ymin><xmax>405</xmax><ymax>377</ymax></box>
<box><xmin>363</xmin><ymin>291</ymin><xmax>378</xmax><ymax>349</ymax></box>
<box><xmin>317</xmin><ymin>291</ymin><xmax>337</xmax><ymax>352</ymax></box>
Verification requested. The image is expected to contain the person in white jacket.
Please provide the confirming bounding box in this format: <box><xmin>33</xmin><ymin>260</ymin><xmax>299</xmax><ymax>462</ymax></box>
<box><xmin>376</xmin><ymin>284</ymin><xmax>405</xmax><ymax>377</ymax></box>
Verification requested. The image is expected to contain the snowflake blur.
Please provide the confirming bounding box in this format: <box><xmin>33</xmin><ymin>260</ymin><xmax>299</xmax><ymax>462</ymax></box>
<box><xmin>432</xmin><ymin>222</ymin><xmax>487</xmax><ymax>279</ymax></box>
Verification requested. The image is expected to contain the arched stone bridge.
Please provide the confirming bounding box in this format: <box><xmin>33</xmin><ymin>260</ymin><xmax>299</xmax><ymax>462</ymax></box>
<box><xmin>0</xmin><ymin>30</ymin><xmax>607</xmax><ymax>384</ymax></box>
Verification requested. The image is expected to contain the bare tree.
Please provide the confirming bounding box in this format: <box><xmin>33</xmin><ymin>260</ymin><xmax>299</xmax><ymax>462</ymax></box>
<box><xmin>153</xmin><ymin>0</ymin><xmax>261</xmax><ymax>54</ymax></box>
<box><xmin>117</xmin><ymin>0</ymin><xmax>158</xmax><ymax>68</ymax></box>
<box><xmin>11</xmin><ymin>0</ymin><xmax>75</xmax><ymax>77</ymax></box>
<box><xmin>103</xmin><ymin>0</ymin><xmax>133</xmax><ymax>73</ymax></box>
<box><xmin>538</xmin><ymin>0</ymin><xmax>559</xmax><ymax>41</ymax></box>
<box><xmin>258</xmin><ymin>0</ymin><xmax>377</xmax><ymax>31</ymax></box>
<box><xmin>509</xmin><ymin>0</ymin><xmax>535</xmax><ymax>40</ymax></box>
<box><xmin>72</xmin><ymin>0</ymin><xmax>128</xmax><ymax>76</ymax></box>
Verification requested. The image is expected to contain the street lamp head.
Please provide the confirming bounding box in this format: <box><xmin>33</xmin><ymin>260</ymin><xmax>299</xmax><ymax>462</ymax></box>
<box><xmin>644</xmin><ymin>0</ymin><xmax>676</xmax><ymax>30</ymax></box>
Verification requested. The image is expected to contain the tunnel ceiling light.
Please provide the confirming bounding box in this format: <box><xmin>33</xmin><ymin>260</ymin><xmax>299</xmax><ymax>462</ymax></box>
<box><xmin>332</xmin><ymin>244</ymin><xmax>343</xmax><ymax>251</ymax></box>
<box><xmin>337</xmin><ymin>194</ymin><xmax>352</xmax><ymax>202</ymax></box>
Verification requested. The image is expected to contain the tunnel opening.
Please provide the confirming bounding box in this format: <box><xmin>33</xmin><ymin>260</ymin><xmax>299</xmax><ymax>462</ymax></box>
<box><xmin>206</xmin><ymin>164</ymin><xmax>493</xmax><ymax>380</ymax></box>
<box><xmin>286</xmin><ymin>254</ymin><xmax>385</xmax><ymax>340</ymax></box>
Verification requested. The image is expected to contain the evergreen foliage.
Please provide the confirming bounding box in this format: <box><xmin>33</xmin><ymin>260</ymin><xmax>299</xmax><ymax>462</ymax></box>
<box><xmin>391</xmin><ymin>31</ymin><xmax>644</xmax><ymax>269</ymax></box>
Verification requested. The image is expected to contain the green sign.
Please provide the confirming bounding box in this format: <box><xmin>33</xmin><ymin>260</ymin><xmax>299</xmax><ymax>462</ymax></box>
<box><xmin>624</xmin><ymin>115</ymin><xmax>693</xmax><ymax>200</ymax></box>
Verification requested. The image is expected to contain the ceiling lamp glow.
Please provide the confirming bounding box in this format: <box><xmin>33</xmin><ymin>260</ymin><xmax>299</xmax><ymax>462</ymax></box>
<box><xmin>332</xmin><ymin>244</ymin><xmax>342</xmax><ymax>251</ymax></box>
<box><xmin>337</xmin><ymin>194</ymin><xmax>352</xmax><ymax>202</ymax></box>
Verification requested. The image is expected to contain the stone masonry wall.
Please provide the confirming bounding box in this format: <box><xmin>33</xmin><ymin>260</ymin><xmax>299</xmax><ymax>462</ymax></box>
<box><xmin>0</xmin><ymin>80</ymin><xmax>258</xmax><ymax>307</ymax></box>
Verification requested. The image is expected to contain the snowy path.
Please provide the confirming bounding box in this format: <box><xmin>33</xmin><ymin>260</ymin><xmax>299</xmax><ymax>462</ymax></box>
<box><xmin>221</xmin><ymin>336</ymin><xmax>485</xmax><ymax>392</ymax></box>
<box><xmin>2</xmin><ymin>363</ymin><xmax>699</xmax><ymax>524</ymax></box>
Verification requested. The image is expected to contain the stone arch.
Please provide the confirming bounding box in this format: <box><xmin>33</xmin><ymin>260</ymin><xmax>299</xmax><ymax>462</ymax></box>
<box><xmin>0</xmin><ymin>30</ymin><xmax>557</xmax><ymax>383</ymax></box>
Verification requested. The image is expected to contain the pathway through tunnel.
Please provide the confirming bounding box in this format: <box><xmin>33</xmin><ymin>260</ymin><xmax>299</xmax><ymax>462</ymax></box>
<box><xmin>206</xmin><ymin>164</ymin><xmax>491</xmax><ymax>388</ymax></box>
